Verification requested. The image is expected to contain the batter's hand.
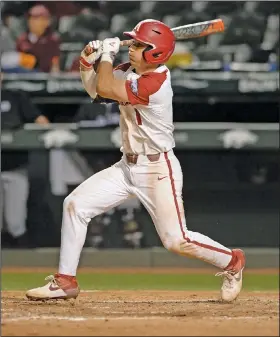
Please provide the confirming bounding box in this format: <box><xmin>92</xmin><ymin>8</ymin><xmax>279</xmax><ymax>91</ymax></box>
<box><xmin>80</xmin><ymin>40</ymin><xmax>102</xmax><ymax>69</ymax></box>
<box><xmin>101</xmin><ymin>37</ymin><xmax>120</xmax><ymax>63</ymax></box>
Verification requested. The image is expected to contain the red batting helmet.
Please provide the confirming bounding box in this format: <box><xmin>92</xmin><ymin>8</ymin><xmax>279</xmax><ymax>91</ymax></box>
<box><xmin>123</xmin><ymin>19</ymin><xmax>175</xmax><ymax>64</ymax></box>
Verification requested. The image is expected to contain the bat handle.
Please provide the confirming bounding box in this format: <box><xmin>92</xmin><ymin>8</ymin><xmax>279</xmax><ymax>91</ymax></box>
<box><xmin>120</xmin><ymin>40</ymin><xmax>133</xmax><ymax>47</ymax></box>
<box><xmin>85</xmin><ymin>40</ymin><xmax>132</xmax><ymax>55</ymax></box>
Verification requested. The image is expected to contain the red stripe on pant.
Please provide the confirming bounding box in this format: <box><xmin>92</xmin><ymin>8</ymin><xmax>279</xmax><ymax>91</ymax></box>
<box><xmin>164</xmin><ymin>152</ymin><xmax>232</xmax><ymax>256</ymax></box>
<box><xmin>135</xmin><ymin>109</ymin><xmax>142</xmax><ymax>125</ymax></box>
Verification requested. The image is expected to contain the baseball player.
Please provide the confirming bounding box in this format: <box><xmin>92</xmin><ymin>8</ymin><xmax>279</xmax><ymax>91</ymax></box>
<box><xmin>26</xmin><ymin>19</ymin><xmax>245</xmax><ymax>303</ymax></box>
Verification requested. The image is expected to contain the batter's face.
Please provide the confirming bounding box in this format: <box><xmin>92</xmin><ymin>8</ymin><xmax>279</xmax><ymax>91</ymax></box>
<box><xmin>128</xmin><ymin>40</ymin><xmax>148</xmax><ymax>68</ymax></box>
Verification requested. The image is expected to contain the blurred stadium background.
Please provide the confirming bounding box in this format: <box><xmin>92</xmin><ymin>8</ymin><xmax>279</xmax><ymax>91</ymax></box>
<box><xmin>1</xmin><ymin>1</ymin><xmax>279</xmax><ymax>261</ymax></box>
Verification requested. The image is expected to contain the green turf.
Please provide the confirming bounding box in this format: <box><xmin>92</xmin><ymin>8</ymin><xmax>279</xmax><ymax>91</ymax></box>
<box><xmin>1</xmin><ymin>272</ymin><xmax>279</xmax><ymax>291</ymax></box>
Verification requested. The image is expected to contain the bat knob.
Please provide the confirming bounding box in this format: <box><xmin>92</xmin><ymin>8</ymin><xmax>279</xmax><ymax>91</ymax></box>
<box><xmin>85</xmin><ymin>45</ymin><xmax>94</xmax><ymax>56</ymax></box>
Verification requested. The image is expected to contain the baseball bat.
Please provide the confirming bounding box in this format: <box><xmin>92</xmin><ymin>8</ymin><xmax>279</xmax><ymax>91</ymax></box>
<box><xmin>121</xmin><ymin>18</ymin><xmax>225</xmax><ymax>46</ymax></box>
<box><xmin>85</xmin><ymin>19</ymin><xmax>224</xmax><ymax>54</ymax></box>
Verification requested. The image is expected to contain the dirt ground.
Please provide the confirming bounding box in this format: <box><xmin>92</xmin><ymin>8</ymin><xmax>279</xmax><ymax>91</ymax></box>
<box><xmin>1</xmin><ymin>290</ymin><xmax>279</xmax><ymax>336</ymax></box>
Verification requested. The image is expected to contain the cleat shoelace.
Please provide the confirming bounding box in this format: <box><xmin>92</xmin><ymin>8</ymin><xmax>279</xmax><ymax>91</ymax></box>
<box><xmin>215</xmin><ymin>271</ymin><xmax>235</xmax><ymax>289</ymax></box>
<box><xmin>45</xmin><ymin>275</ymin><xmax>59</xmax><ymax>286</ymax></box>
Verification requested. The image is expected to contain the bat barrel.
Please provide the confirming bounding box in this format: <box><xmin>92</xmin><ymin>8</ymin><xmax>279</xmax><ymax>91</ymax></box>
<box><xmin>171</xmin><ymin>18</ymin><xmax>225</xmax><ymax>40</ymax></box>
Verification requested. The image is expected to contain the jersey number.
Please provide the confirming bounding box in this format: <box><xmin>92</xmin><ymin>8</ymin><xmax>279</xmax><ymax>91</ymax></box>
<box><xmin>135</xmin><ymin>109</ymin><xmax>142</xmax><ymax>125</ymax></box>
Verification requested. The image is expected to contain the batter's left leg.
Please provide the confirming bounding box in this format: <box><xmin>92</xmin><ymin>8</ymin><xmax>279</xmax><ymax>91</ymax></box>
<box><xmin>26</xmin><ymin>160</ymin><xmax>133</xmax><ymax>301</ymax></box>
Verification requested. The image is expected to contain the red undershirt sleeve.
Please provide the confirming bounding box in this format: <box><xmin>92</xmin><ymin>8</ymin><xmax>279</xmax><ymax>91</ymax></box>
<box><xmin>125</xmin><ymin>70</ymin><xmax>167</xmax><ymax>106</ymax></box>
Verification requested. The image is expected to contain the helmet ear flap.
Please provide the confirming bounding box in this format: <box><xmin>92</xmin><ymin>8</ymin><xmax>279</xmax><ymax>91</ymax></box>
<box><xmin>142</xmin><ymin>45</ymin><xmax>152</xmax><ymax>62</ymax></box>
<box><xmin>143</xmin><ymin>45</ymin><xmax>163</xmax><ymax>63</ymax></box>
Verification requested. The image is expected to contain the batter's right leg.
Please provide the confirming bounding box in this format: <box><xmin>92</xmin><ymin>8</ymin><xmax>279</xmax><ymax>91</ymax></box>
<box><xmin>26</xmin><ymin>161</ymin><xmax>132</xmax><ymax>301</ymax></box>
<box><xmin>133</xmin><ymin>152</ymin><xmax>245</xmax><ymax>302</ymax></box>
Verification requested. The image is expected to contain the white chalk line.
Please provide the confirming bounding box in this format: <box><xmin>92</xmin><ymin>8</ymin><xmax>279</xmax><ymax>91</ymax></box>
<box><xmin>3</xmin><ymin>297</ymin><xmax>273</xmax><ymax>305</ymax></box>
<box><xmin>80</xmin><ymin>299</ymin><xmax>251</xmax><ymax>304</ymax></box>
<box><xmin>2</xmin><ymin>315</ymin><xmax>168</xmax><ymax>323</ymax></box>
<box><xmin>2</xmin><ymin>297</ymin><xmax>215</xmax><ymax>304</ymax></box>
<box><xmin>1</xmin><ymin>308</ymin><xmax>14</xmax><ymax>312</ymax></box>
<box><xmin>2</xmin><ymin>297</ymin><xmax>223</xmax><ymax>305</ymax></box>
<box><xmin>3</xmin><ymin>316</ymin><xmax>86</xmax><ymax>322</ymax></box>
<box><xmin>81</xmin><ymin>299</ymin><xmax>217</xmax><ymax>303</ymax></box>
<box><xmin>2</xmin><ymin>315</ymin><xmax>273</xmax><ymax>324</ymax></box>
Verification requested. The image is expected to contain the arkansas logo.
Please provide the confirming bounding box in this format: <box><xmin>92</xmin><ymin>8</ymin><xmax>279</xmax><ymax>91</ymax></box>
<box><xmin>130</xmin><ymin>79</ymin><xmax>138</xmax><ymax>94</ymax></box>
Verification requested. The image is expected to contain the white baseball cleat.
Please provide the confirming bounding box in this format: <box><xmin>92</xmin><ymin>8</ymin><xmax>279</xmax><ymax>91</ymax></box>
<box><xmin>216</xmin><ymin>249</ymin><xmax>246</xmax><ymax>302</ymax></box>
<box><xmin>26</xmin><ymin>274</ymin><xmax>80</xmax><ymax>301</ymax></box>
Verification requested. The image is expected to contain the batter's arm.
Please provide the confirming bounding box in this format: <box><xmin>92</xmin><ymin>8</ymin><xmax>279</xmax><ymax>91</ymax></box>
<box><xmin>80</xmin><ymin>65</ymin><xmax>99</xmax><ymax>99</ymax></box>
<box><xmin>96</xmin><ymin>61</ymin><xmax>129</xmax><ymax>102</ymax></box>
<box><xmin>79</xmin><ymin>41</ymin><xmax>103</xmax><ymax>99</ymax></box>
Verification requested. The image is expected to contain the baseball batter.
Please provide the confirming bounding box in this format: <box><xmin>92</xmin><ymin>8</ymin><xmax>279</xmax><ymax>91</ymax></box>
<box><xmin>26</xmin><ymin>19</ymin><xmax>245</xmax><ymax>302</ymax></box>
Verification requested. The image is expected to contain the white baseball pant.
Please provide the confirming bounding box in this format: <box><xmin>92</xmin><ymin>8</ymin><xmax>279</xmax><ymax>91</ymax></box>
<box><xmin>59</xmin><ymin>150</ymin><xmax>232</xmax><ymax>275</ymax></box>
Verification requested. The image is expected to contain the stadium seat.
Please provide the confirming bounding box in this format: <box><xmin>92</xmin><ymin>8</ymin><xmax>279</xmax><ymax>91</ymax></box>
<box><xmin>147</xmin><ymin>1</ymin><xmax>190</xmax><ymax>19</ymax></box>
<box><xmin>59</xmin><ymin>10</ymin><xmax>109</xmax><ymax>44</ymax></box>
<box><xmin>205</xmin><ymin>1</ymin><xmax>243</xmax><ymax>16</ymax></box>
<box><xmin>255</xmin><ymin>1</ymin><xmax>280</xmax><ymax>15</ymax></box>
<box><xmin>104</xmin><ymin>1</ymin><xmax>140</xmax><ymax>17</ymax></box>
<box><xmin>220</xmin><ymin>11</ymin><xmax>266</xmax><ymax>47</ymax></box>
<box><xmin>3</xmin><ymin>0</ymin><xmax>279</xmax><ymax>70</ymax></box>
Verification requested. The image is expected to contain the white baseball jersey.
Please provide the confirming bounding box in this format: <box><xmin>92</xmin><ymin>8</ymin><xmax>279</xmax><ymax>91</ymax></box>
<box><xmin>113</xmin><ymin>63</ymin><xmax>175</xmax><ymax>155</ymax></box>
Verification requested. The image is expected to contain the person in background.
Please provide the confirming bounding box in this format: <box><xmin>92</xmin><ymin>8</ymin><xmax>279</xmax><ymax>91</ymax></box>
<box><xmin>1</xmin><ymin>13</ymin><xmax>39</xmax><ymax>74</ymax></box>
<box><xmin>2</xmin><ymin>20</ymin><xmax>16</xmax><ymax>52</ymax></box>
<box><xmin>16</xmin><ymin>4</ymin><xmax>60</xmax><ymax>73</ymax></box>
<box><xmin>1</xmin><ymin>72</ymin><xmax>50</xmax><ymax>247</ymax></box>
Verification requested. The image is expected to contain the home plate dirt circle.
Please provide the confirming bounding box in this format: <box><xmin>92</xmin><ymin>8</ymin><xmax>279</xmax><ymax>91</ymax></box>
<box><xmin>1</xmin><ymin>290</ymin><xmax>279</xmax><ymax>336</ymax></box>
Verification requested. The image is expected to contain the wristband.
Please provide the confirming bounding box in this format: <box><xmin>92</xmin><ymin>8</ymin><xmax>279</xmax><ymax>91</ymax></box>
<box><xmin>100</xmin><ymin>53</ymin><xmax>113</xmax><ymax>64</ymax></box>
<box><xmin>79</xmin><ymin>56</ymin><xmax>93</xmax><ymax>69</ymax></box>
